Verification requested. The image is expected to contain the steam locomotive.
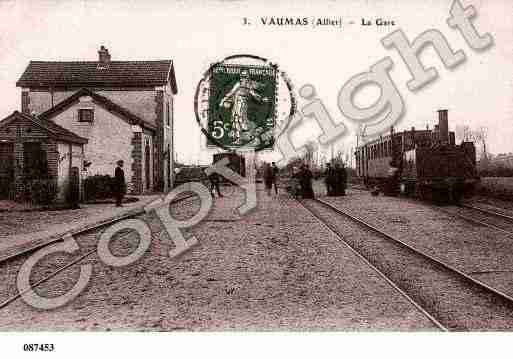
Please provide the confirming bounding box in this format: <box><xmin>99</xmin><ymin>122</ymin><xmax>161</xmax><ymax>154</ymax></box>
<box><xmin>355</xmin><ymin>110</ymin><xmax>479</xmax><ymax>203</ymax></box>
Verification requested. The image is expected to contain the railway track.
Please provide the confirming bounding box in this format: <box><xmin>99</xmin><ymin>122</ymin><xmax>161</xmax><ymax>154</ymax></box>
<box><xmin>300</xmin><ymin>197</ymin><xmax>513</xmax><ymax>331</ymax></box>
<box><xmin>449</xmin><ymin>204</ymin><xmax>513</xmax><ymax>237</ymax></box>
<box><xmin>0</xmin><ymin>194</ymin><xmax>197</xmax><ymax>265</ymax></box>
<box><xmin>349</xmin><ymin>186</ymin><xmax>513</xmax><ymax>237</ymax></box>
<box><xmin>0</xmin><ymin>193</ymin><xmax>198</xmax><ymax>310</ymax></box>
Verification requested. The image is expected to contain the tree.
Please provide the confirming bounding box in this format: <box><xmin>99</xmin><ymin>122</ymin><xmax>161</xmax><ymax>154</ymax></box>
<box><xmin>474</xmin><ymin>126</ymin><xmax>488</xmax><ymax>161</ymax></box>
<box><xmin>332</xmin><ymin>150</ymin><xmax>346</xmax><ymax>167</ymax></box>
<box><xmin>302</xmin><ymin>141</ymin><xmax>317</xmax><ymax>169</ymax></box>
<box><xmin>284</xmin><ymin>156</ymin><xmax>303</xmax><ymax>174</ymax></box>
<box><xmin>455</xmin><ymin>125</ymin><xmax>488</xmax><ymax>160</ymax></box>
<box><xmin>455</xmin><ymin>124</ymin><xmax>477</xmax><ymax>142</ymax></box>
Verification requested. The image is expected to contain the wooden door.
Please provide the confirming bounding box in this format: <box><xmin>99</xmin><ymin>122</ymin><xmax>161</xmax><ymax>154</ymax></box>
<box><xmin>0</xmin><ymin>143</ymin><xmax>14</xmax><ymax>199</ymax></box>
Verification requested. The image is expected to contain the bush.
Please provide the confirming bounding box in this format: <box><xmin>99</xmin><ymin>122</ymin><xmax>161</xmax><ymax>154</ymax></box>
<box><xmin>478</xmin><ymin>166</ymin><xmax>513</xmax><ymax>178</ymax></box>
<box><xmin>30</xmin><ymin>179</ymin><xmax>58</xmax><ymax>205</ymax></box>
<box><xmin>477</xmin><ymin>177</ymin><xmax>513</xmax><ymax>201</ymax></box>
<box><xmin>83</xmin><ymin>175</ymin><xmax>115</xmax><ymax>201</ymax></box>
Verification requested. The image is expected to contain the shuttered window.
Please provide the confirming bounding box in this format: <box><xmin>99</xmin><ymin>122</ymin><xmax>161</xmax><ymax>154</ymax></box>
<box><xmin>78</xmin><ymin>109</ymin><xmax>94</xmax><ymax>122</ymax></box>
<box><xmin>166</xmin><ymin>102</ymin><xmax>170</xmax><ymax>126</ymax></box>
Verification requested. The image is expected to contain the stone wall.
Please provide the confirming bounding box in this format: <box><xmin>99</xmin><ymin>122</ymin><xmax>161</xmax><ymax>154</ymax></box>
<box><xmin>50</xmin><ymin>100</ymin><xmax>136</xmax><ymax>193</ymax></box>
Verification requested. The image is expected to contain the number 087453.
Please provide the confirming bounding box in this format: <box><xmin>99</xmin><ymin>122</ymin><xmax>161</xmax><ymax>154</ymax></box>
<box><xmin>23</xmin><ymin>344</ymin><xmax>55</xmax><ymax>352</ymax></box>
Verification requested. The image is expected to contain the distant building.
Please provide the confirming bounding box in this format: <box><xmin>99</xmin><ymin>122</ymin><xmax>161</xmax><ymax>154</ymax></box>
<box><xmin>15</xmin><ymin>46</ymin><xmax>177</xmax><ymax>195</ymax></box>
<box><xmin>493</xmin><ymin>153</ymin><xmax>513</xmax><ymax>168</ymax></box>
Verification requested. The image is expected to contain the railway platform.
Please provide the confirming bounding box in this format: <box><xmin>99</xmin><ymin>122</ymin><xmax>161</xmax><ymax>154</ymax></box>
<box><xmin>0</xmin><ymin>194</ymin><xmax>161</xmax><ymax>262</ymax></box>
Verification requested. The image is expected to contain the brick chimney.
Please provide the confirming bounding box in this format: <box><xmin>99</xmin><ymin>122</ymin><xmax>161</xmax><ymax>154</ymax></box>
<box><xmin>437</xmin><ymin>109</ymin><xmax>449</xmax><ymax>144</ymax></box>
<box><xmin>98</xmin><ymin>46</ymin><xmax>111</xmax><ymax>66</ymax></box>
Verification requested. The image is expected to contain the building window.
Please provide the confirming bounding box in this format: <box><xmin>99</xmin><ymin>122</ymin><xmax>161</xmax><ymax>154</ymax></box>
<box><xmin>78</xmin><ymin>109</ymin><xmax>94</xmax><ymax>122</ymax></box>
<box><xmin>166</xmin><ymin>102</ymin><xmax>170</xmax><ymax>126</ymax></box>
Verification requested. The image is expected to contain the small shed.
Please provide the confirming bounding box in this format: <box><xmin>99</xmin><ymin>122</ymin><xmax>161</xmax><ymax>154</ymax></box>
<box><xmin>0</xmin><ymin>111</ymin><xmax>88</xmax><ymax>202</ymax></box>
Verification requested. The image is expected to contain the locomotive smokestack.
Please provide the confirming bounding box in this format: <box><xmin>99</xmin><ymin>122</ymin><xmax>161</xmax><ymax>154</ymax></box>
<box><xmin>437</xmin><ymin>109</ymin><xmax>449</xmax><ymax>144</ymax></box>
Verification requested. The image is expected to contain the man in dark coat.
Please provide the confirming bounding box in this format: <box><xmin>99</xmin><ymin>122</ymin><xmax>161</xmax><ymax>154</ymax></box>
<box><xmin>263</xmin><ymin>162</ymin><xmax>273</xmax><ymax>196</ymax></box>
<box><xmin>332</xmin><ymin>163</ymin><xmax>347</xmax><ymax>196</ymax></box>
<box><xmin>271</xmin><ymin>162</ymin><xmax>279</xmax><ymax>196</ymax></box>
<box><xmin>114</xmin><ymin>160</ymin><xmax>126</xmax><ymax>207</ymax></box>
<box><xmin>208</xmin><ymin>172</ymin><xmax>223</xmax><ymax>198</ymax></box>
<box><xmin>299</xmin><ymin>164</ymin><xmax>315</xmax><ymax>199</ymax></box>
<box><xmin>337</xmin><ymin>163</ymin><xmax>348</xmax><ymax>196</ymax></box>
<box><xmin>324</xmin><ymin>163</ymin><xmax>335</xmax><ymax>196</ymax></box>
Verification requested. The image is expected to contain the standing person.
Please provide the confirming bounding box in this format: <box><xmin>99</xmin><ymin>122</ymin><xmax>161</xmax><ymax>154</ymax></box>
<box><xmin>114</xmin><ymin>160</ymin><xmax>126</xmax><ymax>207</ymax></box>
<box><xmin>289</xmin><ymin>166</ymin><xmax>301</xmax><ymax>197</ymax></box>
<box><xmin>340</xmin><ymin>162</ymin><xmax>348</xmax><ymax>196</ymax></box>
<box><xmin>271</xmin><ymin>162</ymin><xmax>279</xmax><ymax>196</ymax></box>
<box><xmin>333</xmin><ymin>163</ymin><xmax>342</xmax><ymax>196</ymax></box>
<box><xmin>333</xmin><ymin>162</ymin><xmax>347</xmax><ymax>196</ymax></box>
<box><xmin>263</xmin><ymin>162</ymin><xmax>273</xmax><ymax>196</ymax></box>
<box><xmin>299</xmin><ymin>164</ymin><xmax>315</xmax><ymax>199</ymax></box>
<box><xmin>324</xmin><ymin>163</ymin><xmax>334</xmax><ymax>196</ymax></box>
<box><xmin>208</xmin><ymin>171</ymin><xmax>223</xmax><ymax>198</ymax></box>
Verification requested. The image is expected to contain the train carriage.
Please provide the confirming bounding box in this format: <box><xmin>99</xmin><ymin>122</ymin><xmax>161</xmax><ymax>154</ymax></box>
<box><xmin>355</xmin><ymin>110</ymin><xmax>479</xmax><ymax>203</ymax></box>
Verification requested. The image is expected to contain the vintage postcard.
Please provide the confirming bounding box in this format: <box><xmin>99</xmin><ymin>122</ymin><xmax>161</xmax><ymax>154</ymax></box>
<box><xmin>0</xmin><ymin>0</ymin><xmax>512</xmax><ymax>357</ymax></box>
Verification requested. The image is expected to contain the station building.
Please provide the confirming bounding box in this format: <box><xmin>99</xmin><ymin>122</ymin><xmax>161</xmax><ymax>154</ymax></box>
<box><xmin>0</xmin><ymin>46</ymin><xmax>177</xmax><ymax>201</ymax></box>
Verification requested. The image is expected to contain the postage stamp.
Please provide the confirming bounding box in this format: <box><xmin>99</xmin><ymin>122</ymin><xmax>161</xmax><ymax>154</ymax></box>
<box><xmin>194</xmin><ymin>54</ymin><xmax>297</xmax><ymax>152</ymax></box>
<box><xmin>209</xmin><ymin>63</ymin><xmax>277</xmax><ymax>148</ymax></box>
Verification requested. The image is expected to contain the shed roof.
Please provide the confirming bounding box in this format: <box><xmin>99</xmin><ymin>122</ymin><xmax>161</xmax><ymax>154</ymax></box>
<box><xmin>0</xmin><ymin>111</ymin><xmax>88</xmax><ymax>144</ymax></box>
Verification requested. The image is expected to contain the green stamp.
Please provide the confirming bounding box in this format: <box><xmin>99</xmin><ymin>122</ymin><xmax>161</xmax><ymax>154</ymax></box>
<box><xmin>207</xmin><ymin>63</ymin><xmax>277</xmax><ymax>149</ymax></box>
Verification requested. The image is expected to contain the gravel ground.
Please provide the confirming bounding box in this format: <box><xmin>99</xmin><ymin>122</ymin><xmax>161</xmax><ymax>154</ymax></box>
<box><xmin>442</xmin><ymin>205</ymin><xmax>513</xmax><ymax>234</ymax></box>
<box><xmin>0</xmin><ymin>198</ymin><xmax>149</xmax><ymax>238</ymax></box>
<box><xmin>0</xmin><ymin>185</ymin><xmax>435</xmax><ymax>331</ymax></box>
<box><xmin>0</xmin><ymin>208</ymin><xmax>91</xmax><ymax>237</ymax></box>
<box><xmin>304</xmin><ymin>199</ymin><xmax>513</xmax><ymax>330</ymax></box>
<box><xmin>466</xmin><ymin>196</ymin><xmax>513</xmax><ymax>217</ymax></box>
<box><xmin>321</xmin><ymin>186</ymin><xmax>513</xmax><ymax>298</ymax></box>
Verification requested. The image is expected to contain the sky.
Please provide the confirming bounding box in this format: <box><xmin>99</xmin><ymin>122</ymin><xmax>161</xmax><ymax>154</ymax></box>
<box><xmin>0</xmin><ymin>0</ymin><xmax>511</xmax><ymax>165</ymax></box>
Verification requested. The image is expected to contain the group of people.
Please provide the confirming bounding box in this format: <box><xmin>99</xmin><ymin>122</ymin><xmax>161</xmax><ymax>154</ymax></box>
<box><xmin>324</xmin><ymin>162</ymin><xmax>348</xmax><ymax>197</ymax></box>
<box><xmin>112</xmin><ymin>158</ymin><xmax>347</xmax><ymax>205</ymax></box>
<box><xmin>264</xmin><ymin>163</ymin><xmax>347</xmax><ymax>199</ymax></box>
<box><xmin>288</xmin><ymin>164</ymin><xmax>315</xmax><ymax>199</ymax></box>
<box><xmin>296</xmin><ymin>164</ymin><xmax>315</xmax><ymax>199</ymax></box>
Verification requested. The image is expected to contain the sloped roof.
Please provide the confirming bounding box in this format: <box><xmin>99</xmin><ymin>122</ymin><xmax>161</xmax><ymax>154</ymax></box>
<box><xmin>0</xmin><ymin>111</ymin><xmax>88</xmax><ymax>144</ymax></box>
<box><xmin>16</xmin><ymin>60</ymin><xmax>177</xmax><ymax>93</ymax></box>
<box><xmin>38</xmin><ymin>88</ymin><xmax>156</xmax><ymax>130</ymax></box>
